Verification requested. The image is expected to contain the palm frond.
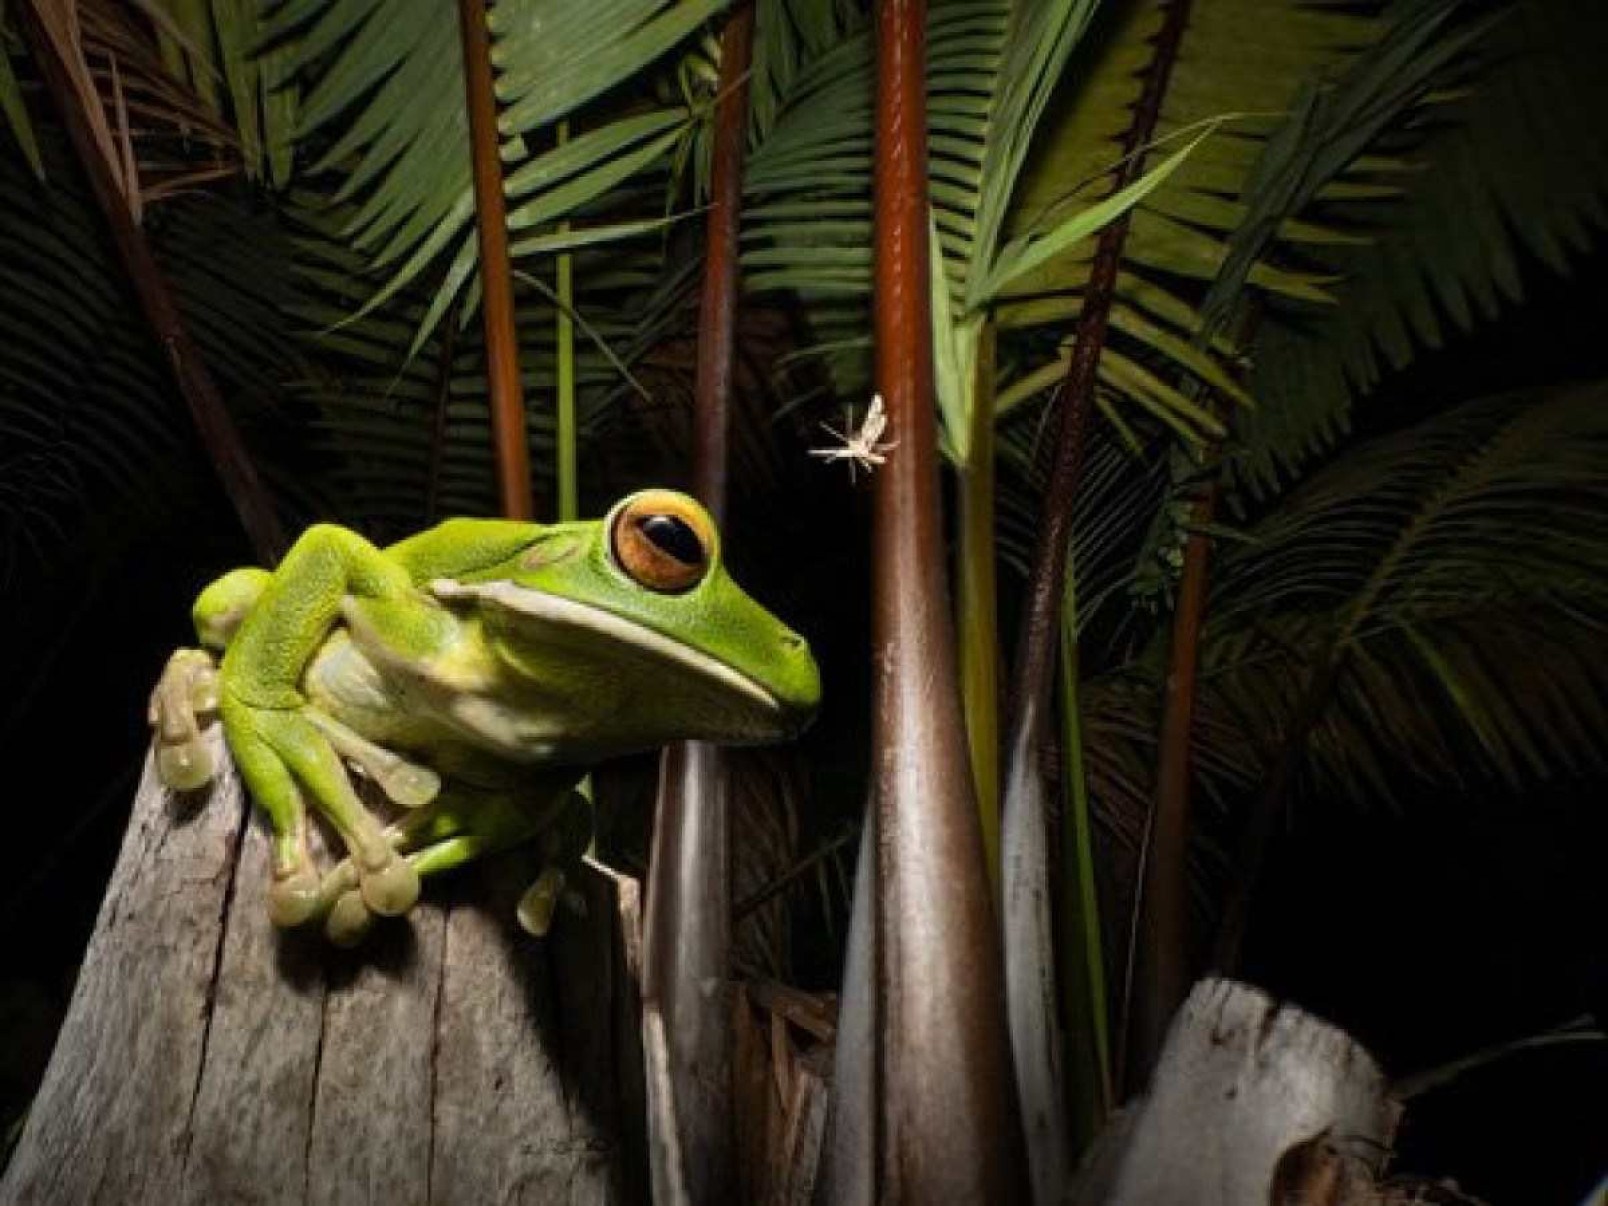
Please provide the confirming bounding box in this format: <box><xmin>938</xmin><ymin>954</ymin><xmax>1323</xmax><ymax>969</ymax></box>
<box><xmin>990</xmin><ymin>0</ymin><xmax>1387</xmax><ymax>423</ymax></box>
<box><xmin>748</xmin><ymin>0</ymin><xmax>861</xmax><ymax>145</ymax></box>
<box><xmin>0</xmin><ymin>129</ymin><xmax>309</xmax><ymax>587</ymax></box>
<box><xmin>0</xmin><ymin>9</ymin><xmax>44</xmax><ymax>178</ymax></box>
<box><xmin>744</xmin><ymin>0</ymin><xmax>1131</xmax><ymax>456</ymax></box>
<box><xmin>1128</xmin><ymin>0</ymin><xmax>1492</xmax><ymax>583</ymax></box>
<box><xmin>284</xmin><ymin>183</ymin><xmax>689</xmax><ymax>532</ymax></box>
<box><xmin>269</xmin><ymin>0</ymin><xmax>725</xmax><ymax>349</ymax></box>
<box><xmin>750</xmin><ymin>0</ymin><xmax>1436</xmax><ymax>457</ymax></box>
<box><xmin>1084</xmin><ymin>383</ymin><xmax>1608</xmax><ymax>838</ymax></box>
<box><xmin>1241</xmin><ymin>0</ymin><xmax>1608</xmax><ymax>490</ymax></box>
<box><xmin>147</xmin><ymin>0</ymin><xmax>299</xmax><ymax>185</ymax></box>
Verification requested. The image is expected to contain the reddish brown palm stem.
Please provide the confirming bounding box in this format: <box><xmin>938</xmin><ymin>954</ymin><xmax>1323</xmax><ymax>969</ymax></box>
<box><xmin>1126</xmin><ymin>479</ymin><xmax>1216</xmax><ymax>1088</ymax></box>
<box><xmin>19</xmin><ymin>4</ymin><xmax>285</xmax><ymax>563</ymax></box>
<box><xmin>1132</xmin><ymin>300</ymin><xmax>1265</xmax><ymax>1085</ymax></box>
<box><xmin>688</xmin><ymin>1</ymin><xmax>752</xmax><ymax>525</ymax></box>
<box><xmin>1006</xmin><ymin>0</ymin><xmax>1193</xmax><ymax>735</ymax></box>
<box><xmin>998</xmin><ymin>0</ymin><xmax>1192</xmax><ymax>1138</ymax></box>
<box><xmin>867</xmin><ymin>0</ymin><xmax>1018</xmax><ymax>1198</ymax></box>
<box><xmin>457</xmin><ymin>0</ymin><xmax>532</xmax><ymax>519</ymax></box>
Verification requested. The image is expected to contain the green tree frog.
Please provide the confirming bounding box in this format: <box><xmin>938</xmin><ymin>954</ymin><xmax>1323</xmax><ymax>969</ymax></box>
<box><xmin>148</xmin><ymin>490</ymin><xmax>820</xmax><ymax>945</ymax></box>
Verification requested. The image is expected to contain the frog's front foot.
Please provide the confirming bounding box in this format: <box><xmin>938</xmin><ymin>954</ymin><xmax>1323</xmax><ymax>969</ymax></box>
<box><xmin>148</xmin><ymin>648</ymin><xmax>220</xmax><ymax>791</ymax></box>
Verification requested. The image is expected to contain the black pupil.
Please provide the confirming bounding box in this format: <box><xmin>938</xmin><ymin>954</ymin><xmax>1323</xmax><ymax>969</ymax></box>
<box><xmin>637</xmin><ymin>514</ymin><xmax>703</xmax><ymax>565</ymax></box>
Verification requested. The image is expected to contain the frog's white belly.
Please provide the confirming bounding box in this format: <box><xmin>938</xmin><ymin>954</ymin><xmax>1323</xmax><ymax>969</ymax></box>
<box><xmin>303</xmin><ymin>629</ymin><xmax>569</xmax><ymax>765</ymax></box>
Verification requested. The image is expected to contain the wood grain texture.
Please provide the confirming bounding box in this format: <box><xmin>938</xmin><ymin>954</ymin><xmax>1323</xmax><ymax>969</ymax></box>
<box><xmin>731</xmin><ymin>987</ymin><xmax>829</xmax><ymax>1206</ymax></box>
<box><xmin>1090</xmin><ymin>978</ymin><xmax>1399</xmax><ymax>1206</ymax></box>
<box><xmin>2</xmin><ymin>729</ymin><xmax>646</xmax><ymax>1205</ymax></box>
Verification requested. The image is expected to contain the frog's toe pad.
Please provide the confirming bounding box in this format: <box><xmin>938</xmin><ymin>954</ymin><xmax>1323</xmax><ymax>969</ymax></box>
<box><xmin>516</xmin><ymin>868</ymin><xmax>567</xmax><ymax>937</ymax></box>
<box><xmin>380</xmin><ymin>762</ymin><xmax>441</xmax><ymax>810</ymax></box>
<box><xmin>359</xmin><ymin>856</ymin><xmax>420</xmax><ymax>917</ymax></box>
<box><xmin>326</xmin><ymin>890</ymin><xmax>375</xmax><ymax>947</ymax></box>
<box><xmin>156</xmin><ymin>741</ymin><xmax>214</xmax><ymax>792</ymax></box>
<box><xmin>268</xmin><ymin>869</ymin><xmax>323</xmax><ymax>928</ymax></box>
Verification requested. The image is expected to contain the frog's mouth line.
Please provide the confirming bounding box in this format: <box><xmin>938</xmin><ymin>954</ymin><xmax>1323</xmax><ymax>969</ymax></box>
<box><xmin>429</xmin><ymin>578</ymin><xmax>782</xmax><ymax>715</ymax></box>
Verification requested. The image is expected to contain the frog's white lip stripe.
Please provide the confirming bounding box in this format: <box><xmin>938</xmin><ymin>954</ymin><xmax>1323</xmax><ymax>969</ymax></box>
<box><xmin>429</xmin><ymin>578</ymin><xmax>780</xmax><ymax>713</ymax></box>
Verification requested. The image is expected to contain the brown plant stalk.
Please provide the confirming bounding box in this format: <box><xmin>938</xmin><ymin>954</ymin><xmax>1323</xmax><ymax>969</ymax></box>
<box><xmin>457</xmin><ymin>0</ymin><xmax>532</xmax><ymax>520</ymax></box>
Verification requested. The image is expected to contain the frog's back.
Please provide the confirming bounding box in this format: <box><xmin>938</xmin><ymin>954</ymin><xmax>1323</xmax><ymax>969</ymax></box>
<box><xmin>384</xmin><ymin>518</ymin><xmax>545</xmax><ymax>584</ymax></box>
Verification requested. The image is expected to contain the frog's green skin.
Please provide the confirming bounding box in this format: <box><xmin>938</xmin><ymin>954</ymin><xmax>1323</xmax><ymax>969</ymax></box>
<box><xmin>149</xmin><ymin>489</ymin><xmax>819</xmax><ymax>945</ymax></box>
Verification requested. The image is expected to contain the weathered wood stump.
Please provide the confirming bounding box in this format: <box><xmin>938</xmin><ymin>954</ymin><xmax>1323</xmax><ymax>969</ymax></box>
<box><xmin>2</xmin><ymin>730</ymin><xmax>646</xmax><ymax>1205</ymax></box>
<box><xmin>1077</xmin><ymin>978</ymin><xmax>1401</xmax><ymax>1206</ymax></box>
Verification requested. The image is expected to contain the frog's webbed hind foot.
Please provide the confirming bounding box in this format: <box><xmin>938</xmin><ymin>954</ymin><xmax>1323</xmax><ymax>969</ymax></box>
<box><xmin>282</xmin><ymin>829</ymin><xmax>418</xmax><ymax>942</ymax></box>
<box><xmin>149</xmin><ymin>648</ymin><xmax>220</xmax><ymax>791</ymax></box>
<box><xmin>312</xmin><ymin>861</ymin><xmax>372</xmax><ymax>948</ymax></box>
<box><xmin>269</xmin><ymin>864</ymin><xmax>324</xmax><ymax>929</ymax></box>
<box><xmin>222</xmin><ymin>698</ymin><xmax>422</xmax><ymax>935</ymax></box>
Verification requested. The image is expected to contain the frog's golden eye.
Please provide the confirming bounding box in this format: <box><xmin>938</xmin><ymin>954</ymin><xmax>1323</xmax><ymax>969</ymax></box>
<box><xmin>610</xmin><ymin>492</ymin><xmax>713</xmax><ymax>593</ymax></box>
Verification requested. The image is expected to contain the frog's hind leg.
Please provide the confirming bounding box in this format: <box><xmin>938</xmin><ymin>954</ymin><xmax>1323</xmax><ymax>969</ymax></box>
<box><xmin>194</xmin><ymin>567</ymin><xmax>273</xmax><ymax>653</ymax></box>
<box><xmin>219</xmin><ymin>524</ymin><xmax>430</xmax><ymax>927</ymax></box>
<box><xmin>226</xmin><ymin>719</ymin><xmax>322</xmax><ymax>926</ymax></box>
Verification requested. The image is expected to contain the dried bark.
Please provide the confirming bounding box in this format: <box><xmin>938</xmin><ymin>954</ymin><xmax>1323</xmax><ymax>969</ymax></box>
<box><xmin>732</xmin><ymin>984</ymin><xmax>832</xmax><ymax>1206</ymax></box>
<box><xmin>2</xmin><ymin>729</ymin><xmax>647</xmax><ymax>1206</ymax></box>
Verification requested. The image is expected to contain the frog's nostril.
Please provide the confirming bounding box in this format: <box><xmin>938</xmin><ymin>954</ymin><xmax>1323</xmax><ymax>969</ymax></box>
<box><xmin>782</xmin><ymin>632</ymin><xmax>806</xmax><ymax>652</ymax></box>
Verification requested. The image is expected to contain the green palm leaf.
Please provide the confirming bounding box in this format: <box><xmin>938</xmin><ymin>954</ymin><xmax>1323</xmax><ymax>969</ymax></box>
<box><xmin>1084</xmin><ymin>383</ymin><xmax>1608</xmax><ymax>841</ymax></box>
<box><xmin>745</xmin><ymin>0</ymin><xmax>1152</xmax><ymax>458</ymax></box>
<box><xmin>0</xmin><ymin>131</ymin><xmax>311</xmax><ymax>584</ymax></box>
<box><xmin>146</xmin><ymin>0</ymin><xmax>298</xmax><ymax>185</ymax></box>
<box><xmin>1242</xmin><ymin>0</ymin><xmax>1608</xmax><ymax>489</ymax></box>
<box><xmin>0</xmin><ymin>7</ymin><xmax>43</xmax><ymax>179</ymax></box>
<box><xmin>993</xmin><ymin>0</ymin><xmax>1382</xmax><ymax>343</ymax></box>
<box><xmin>284</xmin><ymin>187</ymin><xmax>680</xmax><ymax>532</ymax></box>
<box><xmin>269</xmin><ymin>0</ymin><xmax>726</xmax><ymax>347</ymax></box>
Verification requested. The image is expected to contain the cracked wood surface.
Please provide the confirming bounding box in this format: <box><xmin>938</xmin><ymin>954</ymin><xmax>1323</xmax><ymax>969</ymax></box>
<box><xmin>1079</xmin><ymin>978</ymin><xmax>1400</xmax><ymax>1206</ymax></box>
<box><xmin>2</xmin><ymin>729</ymin><xmax>646</xmax><ymax>1205</ymax></box>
